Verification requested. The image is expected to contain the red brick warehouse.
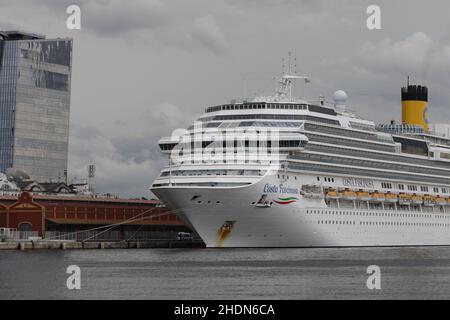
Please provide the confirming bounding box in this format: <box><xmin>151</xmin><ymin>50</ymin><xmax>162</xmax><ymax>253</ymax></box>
<box><xmin>0</xmin><ymin>192</ymin><xmax>191</xmax><ymax>238</ymax></box>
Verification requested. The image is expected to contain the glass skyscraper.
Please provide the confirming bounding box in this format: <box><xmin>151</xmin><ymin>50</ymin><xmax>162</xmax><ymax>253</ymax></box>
<box><xmin>0</xmin><ymin>31</ymin><xmax>72</xmax><ymax>182</ymax></box>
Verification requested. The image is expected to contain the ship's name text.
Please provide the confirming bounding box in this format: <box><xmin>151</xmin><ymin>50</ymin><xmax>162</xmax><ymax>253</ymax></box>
<box><xmin>342</xmin><ymin>178</ymin><xmax>374</xmax><ymax>189</ymax></box>
<box><xmin>264</xmin><ymin>184</ymin><xmax>298</xmax><ymax>194</ymax></box>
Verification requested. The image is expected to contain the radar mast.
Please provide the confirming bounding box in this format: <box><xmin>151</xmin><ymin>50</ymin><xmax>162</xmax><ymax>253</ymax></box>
<box><xmin>274</xmin><ymin>52</ymin><xmax>310</xmax><ymax>101</ymax></box>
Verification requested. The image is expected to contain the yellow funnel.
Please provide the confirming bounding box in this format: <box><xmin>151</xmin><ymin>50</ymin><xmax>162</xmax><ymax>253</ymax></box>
<box><xmin>401</xmin><ymin>85</ymin><xmax>429</xmax><ymax>131</ymax></box>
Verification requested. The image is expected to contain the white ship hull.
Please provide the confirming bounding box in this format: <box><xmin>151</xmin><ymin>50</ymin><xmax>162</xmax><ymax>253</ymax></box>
<box><xmin>153</xmin><ymin>174</ymin><xmax>450</xmax><ymax>248</ymax></box>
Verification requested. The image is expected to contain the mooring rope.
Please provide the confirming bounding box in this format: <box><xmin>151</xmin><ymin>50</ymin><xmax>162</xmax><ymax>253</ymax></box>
<box><xmin>46</xmin><ymin>206</ymin><xmax>184</xmax><ymax>241</ymax></box>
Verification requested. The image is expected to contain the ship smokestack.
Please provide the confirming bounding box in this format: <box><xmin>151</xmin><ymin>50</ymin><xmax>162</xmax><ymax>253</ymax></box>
<box><xmin>401</xmin><ymin>82</ymin><xmax>429</xmax><ymax>132</ymax></box>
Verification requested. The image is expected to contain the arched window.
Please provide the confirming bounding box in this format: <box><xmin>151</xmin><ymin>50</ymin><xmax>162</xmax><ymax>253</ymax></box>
<box><xmin>19</xmin><ymin>223</ymin><xmax>32</xmax><ymax>232</ymax></box>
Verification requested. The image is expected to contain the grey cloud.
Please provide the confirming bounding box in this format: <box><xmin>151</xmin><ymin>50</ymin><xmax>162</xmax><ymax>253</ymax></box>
<box><xmin>358</xmin><ymin>33</ymin><xmax>441</xmax><ymax>78</ymax></box>
<box><xmin>72</xmin><ymin>125</ymin><xmax>104</xmax><ymax>140</ymax></box>
<box><xmin>80</xmin><ymin>1</ymin><xmax>231</xmax><ymax>55</ymax></box>
<box><xmin>191</xmin><ymin>15</ymin><xmax>228</xmax><ymax>55</ymax></box>
<box><xmin>81</xmin><ymin>0</ymin><xmax>169</xmax><ymax>36</ymax></box>
<box><xmin>350</xmin><ymin>32</ymin><xmax>450</xmax><ymax>123</ymax></box>
<box><xmin>111</xmin><ymin>135</ymin><xmax>161</xmax><ymax>164</ymax></box>
<box><xmin>68</xmin><ymin>101</ymin><xmax>193</xmax><ymax>196</ymax></box>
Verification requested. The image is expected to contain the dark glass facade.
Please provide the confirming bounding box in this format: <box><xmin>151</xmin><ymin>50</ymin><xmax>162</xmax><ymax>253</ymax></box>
<box><xmin>0</xmin><ymin>34</ymin><xmax>72</xmax><ymax>182</ymax></box>
<box><xmin>0</xmin><ymin>41</ymin><xmax>19</xmax><ymax>173</ymax></box>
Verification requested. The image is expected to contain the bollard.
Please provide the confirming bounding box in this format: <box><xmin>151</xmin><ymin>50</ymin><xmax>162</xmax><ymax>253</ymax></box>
<box><xmin>60</xmin><ymin>242</ymin><xmax>66</xmax><ymax>250</ymax></box>
<box><xmin>19</xmin><ymin>242</ymin><xmax>25</xmax><ymax>251</ymax></box>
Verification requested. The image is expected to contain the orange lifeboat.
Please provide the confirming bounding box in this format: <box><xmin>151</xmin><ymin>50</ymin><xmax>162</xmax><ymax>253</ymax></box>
<box><xmin>435</xmin><ymin>197</ymin><xmax>446</xmax><ymax>206</ymax></box>
<box><xmin>423</xmin><ymin>195</ymin><xmax>436</xmax><ymax>207</ymax></box>
<box><xmin>384</xmin><ymin>192</ymin><xmax>398</xmax><ymax>203</ymax></box>
<box><xmin>325</xmin><ymin>189</ymin><xmax>339</xmax><ymax>200</ymax></box>
<box><xmin>411</xmin><ymin>194</ymin><xmax>423</xmax><ymax>205</ymax></box>
<box><xmin>341</xmin><ymin>189</ymin><xmax>357</xmax><ymax>201</ymax></box>
<box><xmin>398</xmin><ymin>193</ymin><xmax>412</xmax><ymax>205</ymax></box>
<box><xmin>370</xmin><ymin>191</ymin><xmax>385</xmax><ymax>202</ymax></box>
<box><xmin>356</xmin><ymin>190</ymin><xmax>371</xmax><ymax>201</ymax></box>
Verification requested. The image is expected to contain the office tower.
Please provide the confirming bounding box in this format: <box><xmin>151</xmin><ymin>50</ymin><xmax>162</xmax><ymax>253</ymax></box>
<box><xmin>0</xmin><ymin>31</ymin><xmax>72</xmax><ymax>182</ymax></box>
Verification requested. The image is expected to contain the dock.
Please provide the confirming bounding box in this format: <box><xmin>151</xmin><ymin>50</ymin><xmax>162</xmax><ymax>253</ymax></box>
<box><xmin>0</xmin><ymin>239</ymin><xmax>206</xmax><ymax>250</ymax></box>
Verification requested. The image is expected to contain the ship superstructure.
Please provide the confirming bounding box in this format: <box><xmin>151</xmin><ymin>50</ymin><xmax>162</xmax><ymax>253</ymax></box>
<box><xmin>151</xmin><ymin>61</ymin><xmax>450</xmax><ymax>247</ymax></box>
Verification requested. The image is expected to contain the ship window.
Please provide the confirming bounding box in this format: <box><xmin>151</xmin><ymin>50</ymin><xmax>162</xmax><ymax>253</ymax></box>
<box><xmin>440</xmin><ymin>152</ymin><xmax>450</xmax><ymax>159</ymax></box>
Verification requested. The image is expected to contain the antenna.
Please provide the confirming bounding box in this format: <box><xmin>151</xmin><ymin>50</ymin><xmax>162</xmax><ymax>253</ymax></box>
<box><xmin>287</xmin><ymin>51</ymin><xmax>292</xmax><ymax>74</ymax></box>
<box><xmin>274</xmin><ymin>53</ymin><xmax>309</xmax><ymax>101</ymax></box>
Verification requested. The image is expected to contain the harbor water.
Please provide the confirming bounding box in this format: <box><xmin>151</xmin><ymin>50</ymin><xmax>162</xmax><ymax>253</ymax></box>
<box><xmin>1</xmin><ymin>246</ymin><xmax>450</xmax><ymax>299</ymax></box>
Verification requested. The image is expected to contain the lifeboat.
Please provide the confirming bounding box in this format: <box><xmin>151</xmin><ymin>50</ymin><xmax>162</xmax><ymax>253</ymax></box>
<box><xmin>325</xmin><ymin>189</ymin><xmax>340</xmax><ymax>200</ymax></box>
<box><xmin>370</xmin><ymin>191</ymin><xmax>385</xmax><ymax>202</ymax></box>
<box><xmin>341</xmin><ymin>189</ymin><xmax>357</xmax><ymax>201</ymax></box>
<box><xmin>411</xmin><ymin>194</ymin><xmax>423</xmax><ymax>205</ymax></box>
<box><xmin>384</xmin><ymin>193</ymin><xmax>398</xmax><ymax>203</ymax></box>
<box><xmin>435</xmin><ymin>197</ymin><xmax>446</xmax><ymax>206</ymax></box>
<box><xmin>301</xmin><ymin>184</ymin><xmax>324</xmax><ymax>199</ymax></box>
<box><xmin>398</xmin><ymin>193</ymin><xmax>412</xmax><ymax>205</ymax></box>
<box><xmin>423</xmin><ymin>195</ymin><xmax>436</xmax><ymax>207</ymax></box>
<box><xmin>356</xmin><ymin>190</ymin><xmax>371</xmax><ymax>201</ymax></box>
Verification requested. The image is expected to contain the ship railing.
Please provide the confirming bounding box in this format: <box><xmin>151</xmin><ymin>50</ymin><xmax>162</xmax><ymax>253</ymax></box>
<box><xmin>1</xmin><ymin>230</ymin><xmax>39</xmax><ymax>240</ymax></box>
<box><xmin>325</xmin><ymin>199</ymin><xmax>444</xmax><ymax>213</ymax></box>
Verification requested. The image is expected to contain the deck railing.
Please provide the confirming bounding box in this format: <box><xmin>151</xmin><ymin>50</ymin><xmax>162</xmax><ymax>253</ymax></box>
<box><xmin>0</xmin><ymin>230</ymin><xmax>39</xmax><ymax>240</ymax></box>
<box><xmin>44</xmin><ymin>230</ymin><xmax>195</xmax><ymax>241</ymax></box>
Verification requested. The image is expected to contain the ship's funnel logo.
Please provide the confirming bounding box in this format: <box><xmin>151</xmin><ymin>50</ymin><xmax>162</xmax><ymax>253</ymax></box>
<box><xmin>216</xmin><ymin>221</ymin><xmax>235</xmax><ymax>247</ymax></box>
<box><xmin>423</xmin><ymin>107</ymin><xmax>430</xmax><ymax>124</ymax></box>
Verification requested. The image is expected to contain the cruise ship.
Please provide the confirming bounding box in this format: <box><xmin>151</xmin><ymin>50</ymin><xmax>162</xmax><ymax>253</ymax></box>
<box><xmin>151</xmin><ymin>64</ymin><xmax>450</xmax><ymax>247</ymax></box>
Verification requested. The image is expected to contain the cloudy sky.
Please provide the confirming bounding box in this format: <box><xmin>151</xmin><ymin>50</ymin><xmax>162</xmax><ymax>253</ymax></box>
<box><xmin>1</xmin><ymin>0</ymin><xmax>450</xmax><ymax>197</ymax></box>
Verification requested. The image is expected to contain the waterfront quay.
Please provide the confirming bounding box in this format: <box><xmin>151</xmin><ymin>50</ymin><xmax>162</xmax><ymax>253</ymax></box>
<box><xmin>0</xmin><ymin>191</ymin><xmax>203</xmax><ymax>249</ymax></box>
<box><xmin>0</xmin><ymin>239</ymin><xmax>205</xmax><ymax>251</ymax></box>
